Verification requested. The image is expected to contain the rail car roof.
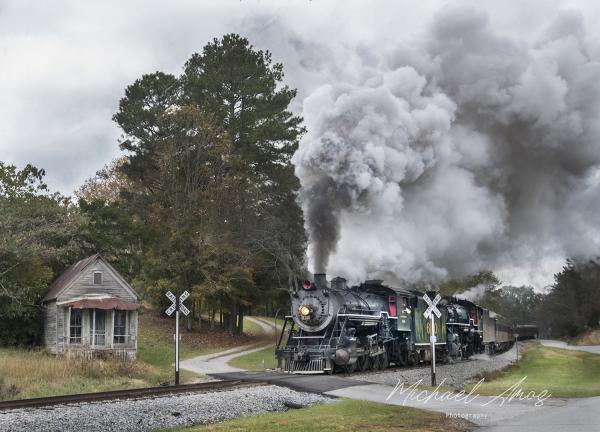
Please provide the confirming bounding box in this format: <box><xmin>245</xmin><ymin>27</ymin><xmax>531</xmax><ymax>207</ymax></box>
<box><xmin>355</xmin><ymin>280</ymin><xmax>423</xmax><ymax>297</ymax></box>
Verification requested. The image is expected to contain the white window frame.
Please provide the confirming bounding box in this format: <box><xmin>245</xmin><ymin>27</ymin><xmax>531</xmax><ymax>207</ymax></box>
<box><xmin>69</xmin><ymin>308</ymin><xmax>83</xmax><ymax>345</ymax></box>
<box><xmin>93</xmin><ymin>271</ymin><xmax>102</xmax><ymax>285</ymax></box>
<box><xmin>113</xmin><ymin>310</ymin><xmax>128</xmax><ymax>345</ymax></box>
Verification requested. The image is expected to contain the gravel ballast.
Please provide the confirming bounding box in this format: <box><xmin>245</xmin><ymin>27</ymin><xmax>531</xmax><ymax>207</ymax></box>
<box><xmin>0</xmin><ymin>385</ymin><xmax>331</xmax><ymax>432</ymax></box>
<box><xmin>350</xmin><ymin>343</ymin><xmax>520</xmax><ymax>388</ymax></box>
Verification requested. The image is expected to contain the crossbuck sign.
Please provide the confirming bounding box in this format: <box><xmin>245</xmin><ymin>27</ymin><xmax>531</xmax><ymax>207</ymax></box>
<box><xmin>165</xmin><ymin>290</ymin><xmax>190</xmax><ymax>385</ymax></box>
<box><xmin>423</xmin><ymin>293</ymin><xmax>441</xmax><ymax>386</ymax></box>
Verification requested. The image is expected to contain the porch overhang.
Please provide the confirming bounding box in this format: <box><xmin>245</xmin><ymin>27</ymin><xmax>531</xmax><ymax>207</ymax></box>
<box><xmin>58</xmin><ymin>297</ymin><xmax>141</xmax><ymax>310</ymax></box>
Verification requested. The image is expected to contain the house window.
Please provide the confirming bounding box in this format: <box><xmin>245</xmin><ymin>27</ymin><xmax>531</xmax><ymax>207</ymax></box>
<box><xmin>114</xmin><ymin>311</ymin><xmax>127</xmax><ymax>344</ymax></box>
<box><xmin>93</xmin><ymin>271</ymin><xmax>102</xmax><ymax>284</ymax></box>
<box><xmin>69</xmin><ymin>309</ymin><xmax>82</xmax><ymax>344</ymax></box>
<box><xmin>90</xmin><ymin>309</ymin><xmax>106</xmax><ymax>345</ymax></box>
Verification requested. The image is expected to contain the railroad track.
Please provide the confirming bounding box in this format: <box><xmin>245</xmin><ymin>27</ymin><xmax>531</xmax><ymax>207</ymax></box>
<box><xmin>0</xmin><ymin>379</ymin><xmax>266</xmax><ymax>412</ymax></box>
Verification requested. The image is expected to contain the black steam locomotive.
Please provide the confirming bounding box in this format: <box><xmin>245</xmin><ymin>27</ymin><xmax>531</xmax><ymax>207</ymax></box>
<box><xmin>275</xmin><ymin>274</ymin><xmax>519</xmax><ymax>374</ymax></box>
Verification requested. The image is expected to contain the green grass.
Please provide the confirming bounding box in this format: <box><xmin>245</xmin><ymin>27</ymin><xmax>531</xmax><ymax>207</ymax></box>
<box><xmin>163</xmin><ymin>399</ymin><xmax>473</xmax><ymax>432</ymax></box>
<box><xmin>255</xmin><ymin>316</ymin><xmax>281</xmax><ymax>326</ymax></box>
<box><xmin>228</xmin><ymin>345</ymin><xmax>277</xmax><ymax>371</ymax></box>
<box><xmin>242</xmin><ymin>317</ymin><xmax>264</xmax><ymax>336</ymax></box>
<box><xmin>467</xmin><ymin>344</ymin><xmax>600</xmax><ymax>398</ymax></box>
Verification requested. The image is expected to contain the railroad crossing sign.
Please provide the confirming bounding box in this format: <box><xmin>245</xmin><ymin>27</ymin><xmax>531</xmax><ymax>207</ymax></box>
<box><xmin>165</xmin><ymin>290</ymin><xmax>190</xmax><ymax>385</ymax></box>
<box><xmin>423</xmin><ymin>293</ymin><xmax>441</xmax><ymax>386</ymax></box>
<box><xmin>423</xmin><ymin>293</ymin><xmax>441</xmax><ymax>319</ymax></box>
<box><xmin>165</xmin><ymin>290</ymin><xmax>190</xmax><ymax>317</ymax></box>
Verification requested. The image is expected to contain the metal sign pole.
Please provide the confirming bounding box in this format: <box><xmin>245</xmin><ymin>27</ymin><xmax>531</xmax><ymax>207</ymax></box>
<box><xmin>175</xmin><ymin>298</ymin><xmax>180</xmax><ymax>385</ymax></box>
<box><xmin>431</xmin><ymin>314</ymin><xmax>436</xmax><ymax>386</ymax></box>
<box><xmin>423</xmin><ymin>293</ymin><xmax>441</xmax><ymax>388</ymax></box>
<box><xmin>166</xmin><ymin>290</ymin><xmax>190</xmax><ymax>387</ymax></box>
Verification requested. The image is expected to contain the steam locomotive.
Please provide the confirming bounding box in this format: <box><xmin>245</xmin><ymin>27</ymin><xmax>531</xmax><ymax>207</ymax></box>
<box><xmin>275</xmin><ymin>274</ymin><xmax>518</xmax><ymax>374</ymax></box>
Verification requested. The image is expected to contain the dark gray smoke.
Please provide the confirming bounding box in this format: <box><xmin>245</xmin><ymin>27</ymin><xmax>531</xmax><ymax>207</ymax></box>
<box><xmin>291</xmin><ymin>6</ymin><xmax>600</xmax><ymax>287</ymax></box>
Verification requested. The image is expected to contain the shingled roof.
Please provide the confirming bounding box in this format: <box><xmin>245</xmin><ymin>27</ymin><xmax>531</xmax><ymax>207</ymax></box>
<box><xmin>42</xmin><ymin>254</ymin><xmax>101</xmax><ymax>303</ymax></box>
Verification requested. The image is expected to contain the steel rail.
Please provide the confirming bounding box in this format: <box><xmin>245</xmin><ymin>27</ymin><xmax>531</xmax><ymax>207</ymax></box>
<box><xmin>0</xmin><ymin>379</ymin><xmax>266</xmax><ymax>412</ymax></box>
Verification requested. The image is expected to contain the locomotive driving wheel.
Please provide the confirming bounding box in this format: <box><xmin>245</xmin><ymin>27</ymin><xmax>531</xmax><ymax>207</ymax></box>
<box><xmin>380</xmin><ymin>351</ymin><xmax>389</xmax><ymax>369</ymax></box>
<box><xmin>370</xmin><ymin>354</ymin><xmax>382</xmax><ymax>371</ymax></box>
<box><xmin>344</xmin><ymin>362</ymin><xmax>357</xmax><ymax>374</ymax></box>
<box><xmin>357</xmin><ymin>355</ymin><xmax>369</xmax><ymax>372</ymax></box>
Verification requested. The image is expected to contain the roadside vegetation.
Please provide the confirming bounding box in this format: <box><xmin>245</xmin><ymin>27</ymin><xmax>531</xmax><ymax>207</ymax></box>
<box><xmin>168</xmin><ymin>399</ymin><xmax>474</xmax><ymax>432</ymax></box>
<box><xmin>468</xmin><ymin>344</ymin><xmax>600</xmax><ymax>398</ymax></box>
<box><xmin>573</xmin><ymin>328</ymin><xmax>600</xmax><ymax>346</ymax></box>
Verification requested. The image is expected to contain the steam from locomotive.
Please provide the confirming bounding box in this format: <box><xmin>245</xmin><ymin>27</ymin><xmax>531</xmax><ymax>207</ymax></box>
<box><xmin>292</xmin><ymin>7</ymin><xmax>600</xmax><ymax>286</ymax></box>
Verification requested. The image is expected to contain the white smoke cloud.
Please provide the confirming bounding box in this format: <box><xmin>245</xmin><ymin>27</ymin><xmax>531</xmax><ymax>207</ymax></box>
<box><xmin>292</xmin><ymin>5</ymin><xmax>600</xmax><ymax>288</ymax></box>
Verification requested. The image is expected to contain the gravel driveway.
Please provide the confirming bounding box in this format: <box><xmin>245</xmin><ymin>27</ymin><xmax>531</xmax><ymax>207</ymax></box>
<box><xmin>350</xmin><ymin>343</ymin><xmax>520</xmax><ymax>388</ymax></box>
<box><xmin>0</xmin><ymin>385</ymin><xmax>331</xmax><ymax>432</ymax></box>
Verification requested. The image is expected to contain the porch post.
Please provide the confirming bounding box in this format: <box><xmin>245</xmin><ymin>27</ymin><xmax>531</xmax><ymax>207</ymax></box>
<box><xmin>111</xmin><ymin>310</ymin><xmax>115</xmax><ymax>348</ymax></box>
<box><xmin>67</xmin><ymin>306</ymin><xmax>72</xmax><ymax>346</ymax></box>
<box><xmin>92</xmin><ymin>308</ymin><xmax>96</xmax><ymax>348</ymax></box>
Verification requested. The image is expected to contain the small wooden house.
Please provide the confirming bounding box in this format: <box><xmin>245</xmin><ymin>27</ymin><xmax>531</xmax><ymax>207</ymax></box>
<box><xmin>42</xmin><ymin>254</ymin><xmax>140</xmax><ymax>360</ymax></box>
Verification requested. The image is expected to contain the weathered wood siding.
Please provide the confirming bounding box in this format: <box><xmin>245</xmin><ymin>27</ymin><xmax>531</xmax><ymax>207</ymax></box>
<box><xmin>44</xmin><ymin>301</ymin><xmax>58</xmax><ymax>353</ymax></box>
<box><xmin>44</xmin><ymin>256</ymin><xmax>139</xmax><ymax>358</ymax></box>
<box><xmin>56</xmin><ymin>260</ymin><xmax>136</xmax><ymax>302</ymax></box>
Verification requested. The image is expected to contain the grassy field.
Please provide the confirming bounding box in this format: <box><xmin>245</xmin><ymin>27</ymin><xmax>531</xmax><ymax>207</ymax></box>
<box><xmin>468</xmin><ymin>344</ymin><xmax>600</xmax><ymax>398</ymax></box>
<box><xmin>0</xmin><ymin>307</ymin><xmax>262</xmax><ymax>400</ymax></box>
<box><xmin>165</xmin><ymin>399</ymin><xmax>473</xmax><ymax>432</ymax></box>
<box><xmin>0</xmin><ymin>348</ymin><xmax>163</xmax><ymax>400</ymax></box>
<box><xmin>228</xmin><ymin>346</ymin><xmax>277</xmax><ymax>371</ymax></box>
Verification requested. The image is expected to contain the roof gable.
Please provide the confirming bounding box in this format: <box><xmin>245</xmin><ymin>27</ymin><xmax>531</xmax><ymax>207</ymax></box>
<box><xmin>42</xmin><ymin>254</ymin><xmax>138</xmax><ymax>302</ymax></box>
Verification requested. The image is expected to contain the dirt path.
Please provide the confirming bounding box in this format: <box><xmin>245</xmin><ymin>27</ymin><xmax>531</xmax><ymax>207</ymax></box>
<box><xmin>180</xmin><ymin>317</ymin><xmax>280</xmax><ymax>375</ymax></box>
<box><xmin>246</xmin><ymin>316</ymin><xmax>278</xmax><ymax>335</ymax></box>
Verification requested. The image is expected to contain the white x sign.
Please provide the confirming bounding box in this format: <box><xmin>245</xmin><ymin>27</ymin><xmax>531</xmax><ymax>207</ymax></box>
<box><xmin>165</xmin><ymin>290</ymin><xmax>190</xmax><ymax>316</ymax></box>
<box><xmin>179</xmin><ymin>303</ymin><xmax>190</xmax><ymax>316</ymax></box>
<box><xmin>165</xmin><ymin>303</ymin><xmax>176</xmax><ymax>316</ymax></box>
<box><xmin>423</xmin><ymin>293</ymin><xmax>442</xmax><ymax>319</ymax></box>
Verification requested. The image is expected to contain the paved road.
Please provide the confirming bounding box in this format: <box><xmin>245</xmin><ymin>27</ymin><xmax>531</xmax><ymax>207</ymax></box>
<box><xmin>327</xmin><ymin>383</ymin><xmax>600</xmax><ymax>432</ymax></box>
<box><xmin>181</xmin><ymin>317</ymin><xmax>280</xmax><ymax>375</ymax></box>
<box><xmin>539</xmin><ymin>339</ymin><xmax>600</xmax><ymax>354</ymax></box>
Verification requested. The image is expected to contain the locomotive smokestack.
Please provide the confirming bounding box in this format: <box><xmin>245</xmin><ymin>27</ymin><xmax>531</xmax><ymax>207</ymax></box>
<box><xmin>314</xmin><ymin>273</ymin><xmax>327</xmax><ymax>289</ymax></box>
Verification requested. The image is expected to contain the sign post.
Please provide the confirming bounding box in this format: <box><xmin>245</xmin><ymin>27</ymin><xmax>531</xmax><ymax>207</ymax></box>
<box><xmin>165</xmin><ymin>290</ymin><xmax>190</xmax><ymax>385</ymax></box>
<box><xmin>423</xmin><ymin>293</ymin><xmax>441</xmax><ymax>386</ymax></box>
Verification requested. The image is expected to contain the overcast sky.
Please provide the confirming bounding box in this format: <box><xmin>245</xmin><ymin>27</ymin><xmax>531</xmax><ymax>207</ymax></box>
<box><xmin>1</xmin><ymin>0</ymin><xmax>597</xmax><ymax>195</ymax></box>
<box><xmin>3</xmin><ymin>0</ymin><xmax>600</xmax><ymax>288</ymax></box>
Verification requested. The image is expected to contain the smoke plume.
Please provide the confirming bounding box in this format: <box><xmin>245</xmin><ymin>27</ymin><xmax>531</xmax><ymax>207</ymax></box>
<box><xmin>291</xmin><ymin>6</ymin><xmax>600</xmax><ymax>287</ymax></box>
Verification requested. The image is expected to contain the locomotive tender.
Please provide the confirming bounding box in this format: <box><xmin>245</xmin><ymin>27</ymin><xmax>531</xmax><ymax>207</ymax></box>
<box><xmin>275</xmin><ymin>274</ymin><xmax>515</xmax><ymax>374</ymax></box>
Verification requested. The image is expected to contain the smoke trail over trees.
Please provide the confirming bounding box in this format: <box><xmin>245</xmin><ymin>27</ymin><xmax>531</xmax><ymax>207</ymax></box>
<box><xmin>290</xmin><ymin>6</ymin><xmax>600</xmax><ymax>286</ymax></box>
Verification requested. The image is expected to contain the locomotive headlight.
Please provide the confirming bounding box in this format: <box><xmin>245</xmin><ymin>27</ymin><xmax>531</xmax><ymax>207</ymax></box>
<box><xmin>298</xmin><ymin>305</ymin><xmax>311</xmax><ymax>316</ymax></box>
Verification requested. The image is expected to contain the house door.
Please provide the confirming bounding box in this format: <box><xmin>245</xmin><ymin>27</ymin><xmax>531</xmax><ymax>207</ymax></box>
<box><xmin>91</xmin><ymin>309</ymin><xmax>106</xmax><ymax>346</ymax></box>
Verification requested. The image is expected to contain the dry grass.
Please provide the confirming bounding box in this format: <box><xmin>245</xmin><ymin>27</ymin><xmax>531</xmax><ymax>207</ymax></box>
<box><xmin>0</xmin><ymin>348</ymin><xmax>160</xmax><ymax>400</ymax></box>
<box><xmin>0</xmin><ymin>307</ymin><xmax>271</xmax><ymax>401</ymax></box>
<box><xmin>574</xmin><ymin>329</ymin><xmax>600</xmax><ymax>345</ymax></box>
